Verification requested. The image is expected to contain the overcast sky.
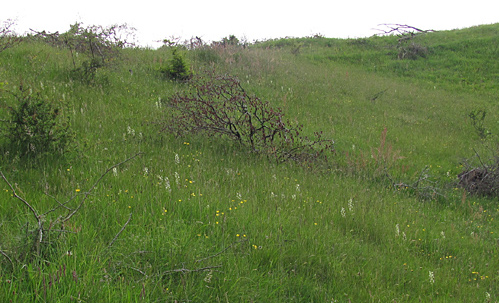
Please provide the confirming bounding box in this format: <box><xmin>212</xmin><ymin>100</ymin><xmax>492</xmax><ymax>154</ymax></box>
<box><xmin>2</xmin><ymin>0</ymin><xmax>498</xmax><ymax>47</ymax></box>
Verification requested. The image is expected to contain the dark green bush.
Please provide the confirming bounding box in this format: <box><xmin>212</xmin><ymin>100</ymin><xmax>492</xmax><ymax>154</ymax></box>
<box><xmin>69</xmin><ymin>57</ymin><xmax>104</xmax><ymax>84</ymax></box>
<box><xmin>4</xmin><ymin>85</ymin><xmax>73</xmax><ymax>157</ymax></box>
<box><xmin>159</xmin><ymin>48</ymin><xmax>192</xmax><ymax>81</ymax></box>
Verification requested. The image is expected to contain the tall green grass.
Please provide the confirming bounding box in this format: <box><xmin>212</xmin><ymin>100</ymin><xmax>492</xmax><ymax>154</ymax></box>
<box><xmin>1</xmin><ymin>25</ymin><xmax>499</xmax><ymax>302</ymax></box>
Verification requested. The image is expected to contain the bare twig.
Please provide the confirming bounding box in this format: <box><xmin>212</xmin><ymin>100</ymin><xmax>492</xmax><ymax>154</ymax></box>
<box><xmin>375</xmin><ymin>24</ymin><xmax>434</xmax><ymax>36</ymax></box>
<box><xmin>62</xmin><ymin>152</ymin><xmax>143</xmax><ymax>223</ymax></box>
<box><xmin>0</xmin><ymin>171</ymin><xmax>41</xmax><ymax>220</ymax></box>
<box><xmin>385</xmin><ymin>166</ymin><xmax>444</xmax><ymax>200</ymax></box>
<box><xmin>0</xmin><ymin>249</ymin><xmax>13</xmax><ymax>267</ymax></box>
<box><xmin>0</xmin><ymin>170</ymin><xmax>44</xmax><ymax>246</ymax></box>
<box><xmin>0</xmin><ymin>152</ymin><xmax>143</xmax><ymax>259</ymax></box>
<box><xmin>108</xmin><ymin>212</ymin><xmax>133</xmax><ymax>247</ymax></box>
<box><xmin>161</xmin><ymin>265</ymin><xmax>223</xmax><ymax>275</ymax></box>
<box><xmin>195</xmin><ymin>239</ymin><xmax>248</xmax><ymax>263</ymax></box>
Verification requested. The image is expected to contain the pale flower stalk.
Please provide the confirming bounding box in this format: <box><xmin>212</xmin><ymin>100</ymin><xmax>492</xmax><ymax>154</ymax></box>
<box><xmin>164</xmin><ymin>176</ymin><xmax>171</xmax><ymax>193</ymax></box>
<box><xmin>174</xmin><ymin>171</ymin><xmax>180</xmax><ymax>185</ymax></box>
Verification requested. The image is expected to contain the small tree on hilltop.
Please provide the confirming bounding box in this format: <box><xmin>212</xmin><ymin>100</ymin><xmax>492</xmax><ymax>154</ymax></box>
<box><xmin>160</xmin><ymin>48</ymin><xmax>193</xmax><ymax>81</ymax></box>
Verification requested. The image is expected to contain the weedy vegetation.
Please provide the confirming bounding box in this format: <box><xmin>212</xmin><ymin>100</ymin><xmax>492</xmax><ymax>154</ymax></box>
<box><xmin>1</xmin><ymin>20</ymin><xmax>499</xmax><ymax>302</ymax></box>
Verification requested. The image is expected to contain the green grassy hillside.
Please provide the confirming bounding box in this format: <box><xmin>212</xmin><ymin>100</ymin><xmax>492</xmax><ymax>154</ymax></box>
<box><xmin>0</xmin><ymin>23</ymin><xmax>498</xmax><ymax>302</ymax></box>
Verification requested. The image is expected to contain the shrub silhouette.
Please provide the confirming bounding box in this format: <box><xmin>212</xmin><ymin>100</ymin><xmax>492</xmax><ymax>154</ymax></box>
<box><xmin>163</xmin><ymin>72</ymin><xmax>333</xmax><ymax>164</ymax></box>
<box><xmin>5</xmin><ymin>85</ymin><xmax>72</xmax><ymax>157</ymax></box>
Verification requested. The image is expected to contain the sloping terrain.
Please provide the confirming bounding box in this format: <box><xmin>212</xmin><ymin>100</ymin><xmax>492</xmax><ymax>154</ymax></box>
<box><xmin>0</xmin><ymin>23</ymin><xmax>498</xmax><ymax>302</ymax></box>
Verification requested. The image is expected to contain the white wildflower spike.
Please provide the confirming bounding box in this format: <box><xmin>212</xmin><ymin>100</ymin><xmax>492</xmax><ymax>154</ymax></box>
<box><xmin>175</xmin><ymin>153</ymin><xmax>180</xmax><ymax>164</ymax></box>
<box><xmin>296</xmin><ymin>184</ymin><xmax>300</xmax><ymax>192</ymax></box>
<box><xmin>112</xmin><ymin>167</ymin><xmax>118</xmax><ymax>177</ymax></box>
<box><xmin>174</xmin><ymin>172</ymin><xmax>180</xmax><ymax>185</ymax></box>
<box><xmin>428</xmin><ymin>271</ymin><xmax>435</xmax><ymax>284</ymax></box>
<box><xmin>164</xmin><ymin>176</ymin><xmax>171</xmax><ymax>193</ymax></box>
<box><xmin>341</xmin><ymin>207</ymin><xmax>346</xmax><ymax>218</ymax></box>
<box><xmin>348</xmin><ymin>198</ymin><xmax>354</xmax><ymax>212</ymax></box>
<box><xmin>127</xmin><ymin>126</ymin><xmax>135</xmax><ymax>136</ymax></box>
<box><xmin>395</xmin><ymin>224</ymin><xmax>400</xmax><ymax>237</ymax></box>
<box><xmin>440</xmin><ymin>231</ymin><xmax>445</xmax><ymax>239</ymax></box>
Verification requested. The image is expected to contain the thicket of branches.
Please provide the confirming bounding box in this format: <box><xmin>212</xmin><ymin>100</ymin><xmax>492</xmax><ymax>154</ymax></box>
<box><xmin>376</xmin><ymin>24</ymin><xmax>434</xmax><ymax>59</ymax></box>
<box><xmin>163</xmin><ymin>72</ymin><xmax>334</xmax><ymax>164</ymax></box>
<box><xmin>0</xmin><ymin>19</ymin><xmax>21</xmax><ymax>53</ymax></box>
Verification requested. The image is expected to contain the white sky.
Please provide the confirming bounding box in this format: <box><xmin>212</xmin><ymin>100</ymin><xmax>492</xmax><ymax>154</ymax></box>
<box><xmin>2</xmin><ymin>0</ymin><xmax>498</xmax><ymax>48</ymax></box>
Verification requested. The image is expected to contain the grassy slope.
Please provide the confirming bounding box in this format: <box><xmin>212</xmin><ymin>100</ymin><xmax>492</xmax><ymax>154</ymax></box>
<box><xmin>0</xmin><ymin>24</ymin><xmax>498</xmax><ymax>302</ymax></box>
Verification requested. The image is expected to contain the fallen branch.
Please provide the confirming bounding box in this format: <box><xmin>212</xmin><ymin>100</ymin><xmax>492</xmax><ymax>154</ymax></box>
<box><xmin>161</xmin><ymin>264</ymin><xmax>223</xmax><ymax>275</ymax></box>
<box><xmin>62</xmin><ymin>152</ymin><xmax>143</xmax><ymax>223</ymax></box>
<box><xmin>196</xmin><ymin>238</ymin><xmax>248</xmax><ymax>263</ymax></box>
<box><xmin>0</xmin><ymin>249</ymin><xmax>13</xmax><ymax>267</ymax></box>
<box><xmin>108</xmin><ymin>212</ymin><xmax>133</xmax><ymax>247</ymax></box>
<box><xmin>385</xmin><ymin>166</ymin><xmax>445</xmax><ymax>200</ymax></box>
<box><xmin>0</xmin><ymin>152</ymin><xmax>143</xmax><ymax>260</ymax></box>
<box><xmin>0</xmin><ymin>170</ymin><xmax>44</xmax><ymax>252</ymax></box>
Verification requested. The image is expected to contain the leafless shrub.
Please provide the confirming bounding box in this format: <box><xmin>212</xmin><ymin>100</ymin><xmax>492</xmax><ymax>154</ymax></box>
<box><xmin>0</xmin><ymin>19</ymin><xmax>21</xmax><ymax>53</ymax></box>
<box><xmin>162</xmin><ymin>71</ymin><xmax>334</xmax><ymax>164</ymax></box>
<box><xmin>376</xmin><ymin>24</ymin><xmax>434</xmax><ymax>60</ymax></box>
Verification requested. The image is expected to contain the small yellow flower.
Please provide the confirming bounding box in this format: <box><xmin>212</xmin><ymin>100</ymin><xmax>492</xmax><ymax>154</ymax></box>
<box><xmin>236</xmin><ymin>234</ymin><xmax>240</xmax><ymax>237</ymax></box>
<box><xmin>75</xmin><ymin>189</ymin><xmax>81</xmax><ymax>192</ymax></box>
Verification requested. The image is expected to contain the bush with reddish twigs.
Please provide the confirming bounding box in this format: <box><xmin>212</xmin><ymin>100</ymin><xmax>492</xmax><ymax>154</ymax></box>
<box><xmin>163</xmin><ymin>72</ymin><xmax>334</xmax><ymax>164</ymax></box>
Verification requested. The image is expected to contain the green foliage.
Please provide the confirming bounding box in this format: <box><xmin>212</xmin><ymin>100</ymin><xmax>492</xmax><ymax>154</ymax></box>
<box><xmin>4</xmin><ymin>85</ymin><xmax>73</xmax><ymax>157</ymax></box>
<box><xmin>159</xmin><ymin>48</ymin><xmax>192</xmax><ymax>81</ymax></box>
<box><xmin>68</xmin><ymin>57</ymin><xmax>104</xmax><ymax>84</ymax></box>
<box><xmin>1</xmin><ymin>24</ymin><xmax>499</xmax><ymax>302</ymax></box>
<box><xmin>220</xmin><ymin>35</ymin><xmax>240</xmax><ymax>46</ymax></box>
<box><xmin>398</xmin><ymin>42</ymin><xmax>429</xmax><ymax>59</ymax></box>
<box><xmin>468</xmin><ymin>109</ymin><xmax>491</xmax><ymax>139</ymax></box>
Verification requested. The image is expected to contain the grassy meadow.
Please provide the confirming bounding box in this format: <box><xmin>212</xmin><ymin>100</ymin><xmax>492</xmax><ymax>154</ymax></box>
<box><xmin>1</xmin><ymin>23</ymin><xmax>499</xmax><ymax>302</ymax></box>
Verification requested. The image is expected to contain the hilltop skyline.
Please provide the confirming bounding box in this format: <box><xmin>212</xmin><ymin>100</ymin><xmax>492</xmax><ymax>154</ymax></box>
<box><xmin>2</xmin><ymin>0</ymin><xmax>498</xmax><ymax>47</ymax></box>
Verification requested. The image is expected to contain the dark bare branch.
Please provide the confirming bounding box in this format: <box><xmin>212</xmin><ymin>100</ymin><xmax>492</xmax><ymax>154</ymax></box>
<box><xmin>62</xmin><ymin>152</ymin><xmax>143</xmax><ymax>223</ymax></box>
<box><xmin>108</xmin><ymin>212</ymin><xmax>133</xmax><ymax>247</ymax></box>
